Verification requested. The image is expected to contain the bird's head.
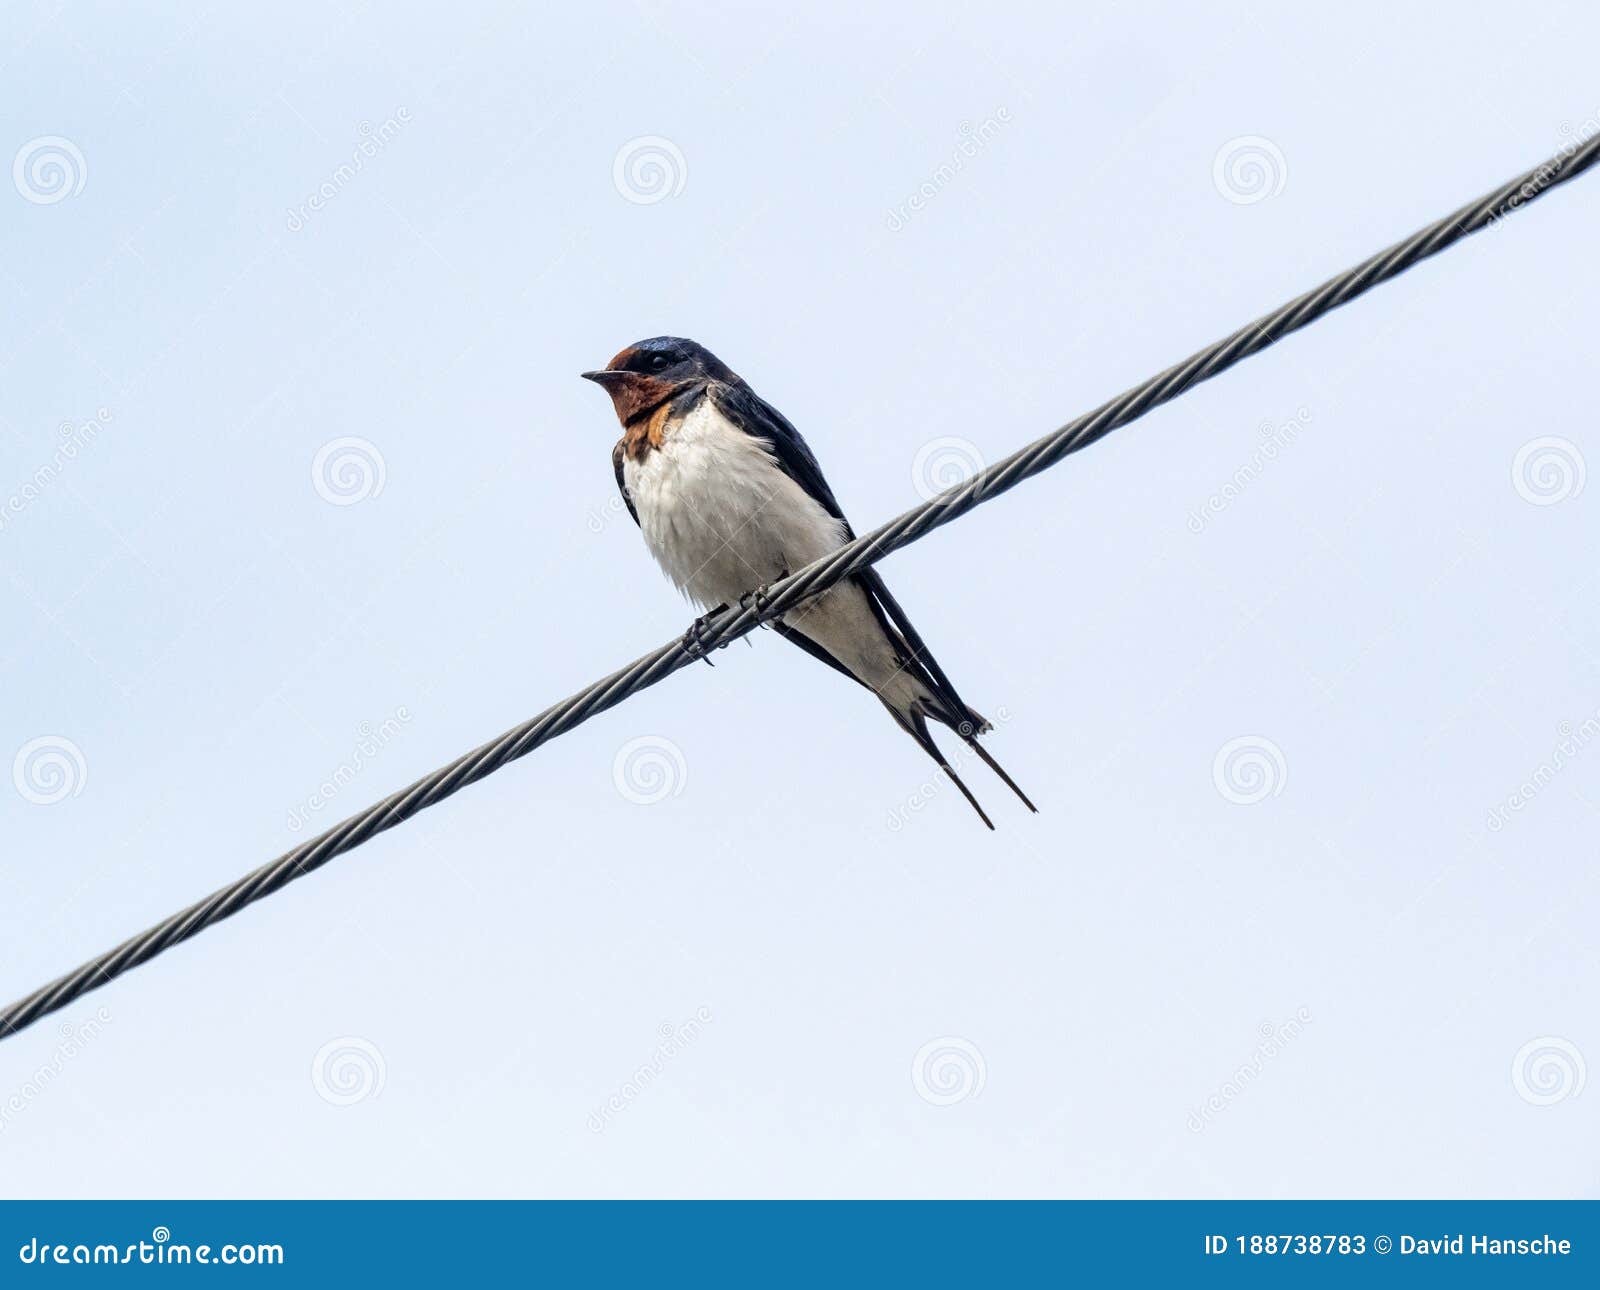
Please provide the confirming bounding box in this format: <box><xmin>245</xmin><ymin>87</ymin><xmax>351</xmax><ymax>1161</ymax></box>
<box><xmin>582</xmin><ymin>336</ymin><xmax>734</xmax><ymax>425</ymax></box>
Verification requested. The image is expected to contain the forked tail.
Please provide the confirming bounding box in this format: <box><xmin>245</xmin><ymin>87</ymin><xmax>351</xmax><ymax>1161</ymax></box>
<box><xmin>891</xmin><ymin>699</ymin><xmax>1036</xmax><ymax>830</ymax></box>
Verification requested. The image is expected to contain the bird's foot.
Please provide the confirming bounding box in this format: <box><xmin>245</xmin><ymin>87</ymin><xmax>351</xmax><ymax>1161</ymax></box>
<box><xmin>682</xmin><ymin>606</ymin><xmax>727</xmax><ymax>666</ymax></box>
<box><xmin>738</xmin><ymin>570</ymin><xmax>789</xmax><ymax>620</ymax></box>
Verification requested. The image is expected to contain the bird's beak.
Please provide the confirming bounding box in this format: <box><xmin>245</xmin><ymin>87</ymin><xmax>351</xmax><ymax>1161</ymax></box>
<box><xmin>583</xmin><ymin>366</ymin><xmax>661</xmax><ymax>423</ymax></box>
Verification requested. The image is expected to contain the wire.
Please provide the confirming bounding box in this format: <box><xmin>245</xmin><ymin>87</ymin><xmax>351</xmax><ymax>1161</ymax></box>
<box><xmin>3</xmin><ymin>134</ymin><xmax>1596</xmax><ymax>1042</ymax></box>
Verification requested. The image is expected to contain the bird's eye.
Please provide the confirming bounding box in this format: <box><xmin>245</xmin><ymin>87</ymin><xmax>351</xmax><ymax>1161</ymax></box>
<box><xmin>648</xmin><ymin>354</ymin><xmax>672</xmax><ymax>372</ymax></box>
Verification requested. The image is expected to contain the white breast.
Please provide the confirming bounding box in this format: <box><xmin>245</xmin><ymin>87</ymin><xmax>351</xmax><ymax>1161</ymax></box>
<box><xmin>623</xmin><ymin>399</ymin><xmax>849</xmax><ymax>610</ymax></box>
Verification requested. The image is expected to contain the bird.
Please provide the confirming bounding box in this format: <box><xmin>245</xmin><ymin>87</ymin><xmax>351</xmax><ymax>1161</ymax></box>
<box><xmin>582</xmin><ymin>336</ymin><xmax>1034</xmax><ymax>828</ymax></box>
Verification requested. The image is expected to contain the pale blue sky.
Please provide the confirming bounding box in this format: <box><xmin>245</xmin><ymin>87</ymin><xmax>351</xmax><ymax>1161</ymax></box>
<box><xmin>2</xmin><ymin>1</ymin><xmax>1596</xmax><ymax>1197</ymax></box>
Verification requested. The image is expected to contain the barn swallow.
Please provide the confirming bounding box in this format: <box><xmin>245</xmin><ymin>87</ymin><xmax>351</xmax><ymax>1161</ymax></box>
<box><xmin>583</xmin><ymin>336</ymin><xmax>1034</xmax><ymax>828</ymax></box>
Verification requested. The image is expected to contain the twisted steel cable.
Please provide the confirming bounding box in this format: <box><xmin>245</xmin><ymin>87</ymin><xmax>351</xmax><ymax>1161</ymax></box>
<box><xmin>4</xmin><ymin>135</ymin><xmax>1596</xmax><ymax>1041</ymax></box>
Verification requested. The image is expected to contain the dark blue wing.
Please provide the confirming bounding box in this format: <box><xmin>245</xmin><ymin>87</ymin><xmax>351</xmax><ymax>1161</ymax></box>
<box><xmin>706</xmin><ymin>379</ymin><xmax>987</xmax><ymax>735</ymax></box>
<box><xmin>611</xmin><ymin>439</ymin><xmax>639</xmax><ymax>527</ymax></box>
<box><xmin>708</xmin><ymin>380</ymin><xmax>853</xmax><ymax>534</ymax></box>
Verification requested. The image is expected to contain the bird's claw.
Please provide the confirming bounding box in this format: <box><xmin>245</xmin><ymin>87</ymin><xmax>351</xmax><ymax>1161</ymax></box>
<box><xmin>682</xmin><ymin>607</ymin><xmax>726</xmax><ymax>666</ymax></box>
<box><xmin>739</xmin><ymin>570</ymin><xmax>788</xmax><ymax>620</ymax></box>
